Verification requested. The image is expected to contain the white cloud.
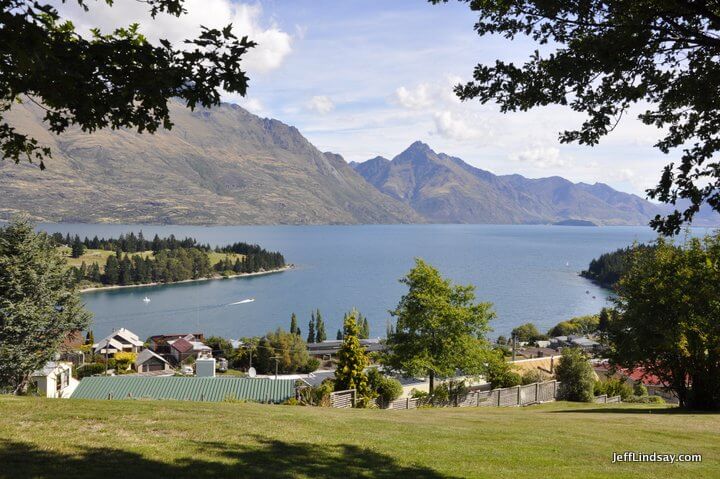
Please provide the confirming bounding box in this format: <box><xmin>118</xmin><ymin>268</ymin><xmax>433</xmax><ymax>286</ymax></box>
<box><xmin>432</xmin><ymin>111</ymin><xmax>486</xmax><ymax>141</ymax></box>
<box><xmin>306</xmin><ymin>96</ymin><xmax>335</xmax><ymax>114</ymax></box>
<box><xmin>394</xmin><ymin>84</ymin><xmax>434</xmax><ymax>109</ymax></box>
<box><xmin>510</xmin><ymin>146</ymin><xmax>571</xmax><ymax>168</ymax></box>
<box><xmin>54</xmin><ymin>1</ymin><xmax>292</xmax><ymax>74</ymax></box>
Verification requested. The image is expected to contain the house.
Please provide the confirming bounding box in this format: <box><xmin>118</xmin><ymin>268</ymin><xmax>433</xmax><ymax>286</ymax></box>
<box><xmin>30</xmin><ymin>361</ymin><xmax>78</xmax><ymax>398</ymax></box>
<box><xmin>135</xmin><ymin>349</ymin><xmax>173</xmax><ymax>374</ymax></box>
<box><xmin>92</xmin><ymin>328</ymin><xmax>144</xmax><ymax>356</ymax></box>
<box><xmin>166</xmin><ymin>335</ymin><xmax>212</xmax><ymax>364</ymax></box>
<box><xmin>570</xmin><ymin>336</ymin><xmax>601</xmax><ymax>352</ymax></box>
<box><xmin>307</xmin><ymin>338</ymin><xmax>386</xmax><ymax>357</ymax></box>
<box><xmin>594</xmin><ymin>362</ymin><xmax>678</xmax><ymax>404</ymax></box>
<box><xmin>148</xmin><ymin>333</ymin><xmax>206</xmax><ymax>355</ymax></box>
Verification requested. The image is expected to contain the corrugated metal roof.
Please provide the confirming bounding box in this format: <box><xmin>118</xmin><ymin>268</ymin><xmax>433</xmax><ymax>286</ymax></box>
<box><xmin>70</xmin><ymin>376</ymin><xmax>296</xmax><ymax>403</ymax></box>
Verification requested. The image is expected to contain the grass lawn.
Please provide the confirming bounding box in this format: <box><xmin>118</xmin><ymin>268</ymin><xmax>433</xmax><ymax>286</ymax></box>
<box><xmin>0</xmin><ymin>397</ymin><xmax>717</xmax><ymax>479</ymax></box>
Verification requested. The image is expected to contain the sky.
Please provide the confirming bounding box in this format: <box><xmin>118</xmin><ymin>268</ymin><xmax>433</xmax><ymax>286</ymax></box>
<box><xmin>54</xmin><ymin>0</ymin><xmax>677</xmax><ymax>196</ymax></box>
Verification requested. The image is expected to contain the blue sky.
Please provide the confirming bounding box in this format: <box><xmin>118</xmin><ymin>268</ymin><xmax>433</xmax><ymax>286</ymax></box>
<box><xmin>57</xmin><ymin>0</ymin><xmax>674</xmax><ymax>196</ymax></box>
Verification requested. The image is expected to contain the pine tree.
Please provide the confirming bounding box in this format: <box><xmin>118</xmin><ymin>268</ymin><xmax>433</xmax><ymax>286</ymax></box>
<box><xmin>336</xmin><ymin>329</ymin><xmax>343</xmax><ymax>340</ymax></box>
<box><xmin>71</xmin><ymin>235</ymin><xmax>85</xmax><ymax>258</ymax></box>
<box><xmin>307</xmin><ymin>312</ymin><xmax>316</xmax><ymax>344</ymax></box>
<box><xmin>290</xmin><ymin>313</ymin><xmax>299</xmax><ymax>336</ymax></box>
<box><xmin>0</xmin><ymin>217</ymin><xmax>92</xmax><ymax>393</ymax></box>
<box><xmin>315</xmin><ymin>309</ymin><xmax>327</xmax><ymax>342</ymax></box>
<box><xmin>85</xmin><ymin>330</ymin><xmax>94</xmax><ymax>345</ymax></box>
<box><xmin>334</xmin><ymin>309</ymin><xmax>372</xmax><ymax>406</ymax></box>
<box><xmin>104</xmin><ymin>255</ymin><xmax>120</xmax><ymax>284</ymax></box>
<box><xmin>88</xmin><ymin>263</ymin><xmax>101</xmax><ymax>283</ymax></box>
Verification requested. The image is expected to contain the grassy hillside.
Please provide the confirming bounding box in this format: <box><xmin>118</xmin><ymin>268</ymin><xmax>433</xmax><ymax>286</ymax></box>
<box><xmin>1</xmin><ymin>397</ymin><xmax>717</xmax><ymax>478</ymax></box>
<box><xmin>1</xmin><ymin>100</ymin><xmax>420</xmax><ymax>225</ymax></box>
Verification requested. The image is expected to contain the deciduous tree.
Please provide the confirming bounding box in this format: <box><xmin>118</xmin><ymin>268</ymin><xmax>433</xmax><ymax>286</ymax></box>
<box><xmin>384</xmin><ymin>259</ymin><xmax>494</xmax><ymax>394</ymax></box>
<box><xmin>609</xmin><ymin>234</ymin><xmax>720</xmax><ymax>409</ymax></box>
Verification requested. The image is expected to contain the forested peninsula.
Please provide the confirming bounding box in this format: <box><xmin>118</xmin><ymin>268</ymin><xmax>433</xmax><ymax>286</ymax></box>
<box><xmin>580</xmin><ymin>244</ymin><xmax>654</xmax><ymax>289</ymax></box>
<box><xmin>53</xmin><ymin>232</ymin><xmax>287</xmax><ymax>290</ymax></box>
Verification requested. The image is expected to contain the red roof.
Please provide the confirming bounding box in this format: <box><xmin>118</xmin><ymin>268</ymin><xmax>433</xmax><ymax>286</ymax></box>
<box><xmin>595</xmin><ymin>363</ymin><xmax>664</xmax><ymax>386</ymax></box>
<box><xmin>171</xmin><ymin>338</ymin><xmax>193</xmax><ymax>353</ymax></box>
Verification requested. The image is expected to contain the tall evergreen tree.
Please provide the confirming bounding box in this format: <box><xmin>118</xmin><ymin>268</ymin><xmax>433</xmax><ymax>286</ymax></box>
<box><xmin>103</xmin><ymin>255</ymin><xmax>120</xmax><ymax>285</ymax></box>
<box><xmin>334</xmin><ymin>309</ymin><xmax>372</xmax><ymax>406</ymax></box>
<box><xmin>336</xmin><ymin>329</ymin><xmax>343</xmax><ymax>340</ymax></box>
<box><xmin>0</xmin><ymin>217</ymin><xmax>92</xmax><ymax>393</ymax></box>
<box><xmin>307</xmin><ymin>312</ymin><xmax>316</xmax><ymax>344</ymax></box>
<box><xmin>290</xmin><ymin>313</ymin><xmax>299</xmax><ymax>336</ymax></box>
<box><xmin>70</xmin><ymin>235</ymin><xmax>85</xmax><ymax>259</ymax></box>
<box><xmin>315</xmin><ymin>309</ymin><xmax>327</xmax><ymax>342</ymax></box>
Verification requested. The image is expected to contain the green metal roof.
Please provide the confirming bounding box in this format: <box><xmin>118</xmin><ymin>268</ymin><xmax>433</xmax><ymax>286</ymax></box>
<box><xmin>71</xmin><ymin>376</ymin><xmax>296</xmax><ymax>403</ymax></box>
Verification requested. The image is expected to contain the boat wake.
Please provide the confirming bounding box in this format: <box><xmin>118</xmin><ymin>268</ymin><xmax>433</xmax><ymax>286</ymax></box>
<box><xmin>228</xmin><ymin>298</ymin><xmax>255</xmax><ymax>306</ymax></box>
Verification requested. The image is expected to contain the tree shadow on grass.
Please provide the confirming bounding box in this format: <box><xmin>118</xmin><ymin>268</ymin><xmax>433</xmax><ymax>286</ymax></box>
<box><xmin>549</xmin><ymin>406</ymin><xmax>718</xmax><ymax>415</ymax></box>
<box><xmin>0</xmin><ymin>436</ymin><xmax>458</xmax><ymax>479</ymax></box>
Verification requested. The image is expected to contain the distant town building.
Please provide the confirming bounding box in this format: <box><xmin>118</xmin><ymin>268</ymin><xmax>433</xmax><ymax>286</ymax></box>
<box><xmin>92</xmin><ymin>328</ymin><xmax>144</xmax><ymax>356</ymax></box>
<box><xmin>135</xmin><ymin>349</ymin><xmax>173</xmax><ymax>374</ymax></box>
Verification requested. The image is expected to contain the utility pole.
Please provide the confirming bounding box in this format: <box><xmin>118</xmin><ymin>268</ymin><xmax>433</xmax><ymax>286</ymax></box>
<box><xmin>272</xmin><ymin>356</ymin><xmax>280</xmax><ymax>379</ymax></box>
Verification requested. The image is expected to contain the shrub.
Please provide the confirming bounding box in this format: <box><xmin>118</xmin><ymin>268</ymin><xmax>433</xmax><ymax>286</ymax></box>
<box><xmin>595</xmin><ymin>377</ymin><xmax>633</xmax><ymax>400</ymax></box>
<box><xmin>366</xmin><ymin>368</ymin><xmax>403</xmax><ymax>404</ymax></box>
<box><xmin>625</xmin><ymin>395</ymin><xmax>666</xmax><ymax>404</ymax></box>
<box><xmin>410</xmin><ymin>389</ymin><xmax>429</xmax><ymax>400</ymax></box>
<box><xmin>484</xmin><ymin>350</ymin><xmax>522</xmax><ymax>388</ymax></box>
<box><xmin>633</xmin><ymin>382</ymin><xmax>648</xmax><ymax>397</ymax></box>
<box><xmin>521</xmin><ymin>369</ymin><xmax>550</xmax><ymax>385</ymax></box>
<box><xmin>298</xmin><ymin>378</ymin><xmax>335</xmax><ymax>406</ymax></box>
<box><xmin>77</xmin><ymin>363</ymin><xmax>105</xmax><ymax>379</ymax></box>
<box><xmin>300</xmin><ymin>357</ymin><xmax>321</xmax><ymax>374</ymax></box>
<box><xmin>113</xmin><ymin>352</ymin><xmax>137</xmax><ymax>374</ymax></box>
<box><xmin>555</xmin><ymin>348</ymin><xmax>595</xmax><ymax>402</ymax></box>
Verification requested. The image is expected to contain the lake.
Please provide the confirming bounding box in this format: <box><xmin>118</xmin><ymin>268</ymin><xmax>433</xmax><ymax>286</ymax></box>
<box><xmin>37</xmin><ymin>224</ymin><xmax>689</xmax><ymax>341</ymax></box>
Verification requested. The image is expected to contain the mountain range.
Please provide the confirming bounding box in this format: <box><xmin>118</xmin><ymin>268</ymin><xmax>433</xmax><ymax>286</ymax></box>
<box><xmin>351</xmin><ymin>141</ymin><xmax>664</xmax><ymax>226</ymax></box>
<box><xmin>2</xmin><ymin>100</ymin><xmax>715</xmax><ymax>226</ymax></box>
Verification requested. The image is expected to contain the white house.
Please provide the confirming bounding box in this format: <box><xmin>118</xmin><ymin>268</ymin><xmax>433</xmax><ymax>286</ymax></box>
<box><xmin>30</xmin><ymin>361</ymin><xmax>78</xmax><ymax>398</ymax></box>
<box><xmin>92</xmin><ymin>328</ymin><xmax>144</xmax><ymax>356</ymax></box>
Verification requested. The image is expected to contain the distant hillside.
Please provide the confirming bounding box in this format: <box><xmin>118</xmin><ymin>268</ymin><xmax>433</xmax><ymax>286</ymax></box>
<box><xmin>0</xmin><ymin>100</ymin><xmax>421</xmax><ymax>225</ymax></box>
<box><xmin>353</xmin><ymin>141</ymin><xmax>674</xmax><ymax>226</ymax></box>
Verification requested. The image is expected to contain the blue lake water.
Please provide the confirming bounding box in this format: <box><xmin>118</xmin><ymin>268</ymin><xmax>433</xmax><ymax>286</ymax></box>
<box><xmin>37</xmin><ymin>223</ymin><xmax>694</xmax><ymax>341</ymax></box>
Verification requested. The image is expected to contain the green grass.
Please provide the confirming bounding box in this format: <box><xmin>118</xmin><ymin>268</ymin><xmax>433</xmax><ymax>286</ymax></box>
<box><xmin>59</xmin><ymin>247</ymin><xmax>243</xmax><ymax>272</ymax></box>
<box><xmin>0</xmin><ymin>397</ymin><xmax>717</xmax><ymax>479</ymax></box>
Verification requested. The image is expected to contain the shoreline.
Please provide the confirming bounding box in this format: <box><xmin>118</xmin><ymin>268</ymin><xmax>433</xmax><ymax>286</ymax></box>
<box><xmin>79</xmin><ymin>265</ymin><xmax>294</xmax><ymax>294</ymax></box>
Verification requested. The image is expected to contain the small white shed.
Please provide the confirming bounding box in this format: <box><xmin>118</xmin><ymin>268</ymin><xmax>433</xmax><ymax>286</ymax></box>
<box><xmin>30</xmin><ymin>361</ymin><xmax>78</xmax><ymax>398</ymax></box>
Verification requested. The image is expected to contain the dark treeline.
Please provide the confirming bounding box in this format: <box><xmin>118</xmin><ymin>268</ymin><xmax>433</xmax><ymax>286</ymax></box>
<box><xmin>59</xmin><ymin>232</ymin><xmax>286</xmax><ymax>287</ymax></box>
<box><xmin>580</xmin><ymin>244</ymin><xmax>655</xmax><ymax>288</ymax></box>
<box><xmin>52</xmin><ymin>231</ymin><xmax>211</xmax><ymax>254</ymax></box>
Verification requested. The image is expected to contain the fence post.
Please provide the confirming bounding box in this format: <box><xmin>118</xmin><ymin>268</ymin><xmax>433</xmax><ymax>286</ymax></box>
<box><xmin>553</xmin><ymin>380</ymin><xmax>557</xmax><ymax>399</ymax></box>
<box><xmin>535</xmin><ymin>382</ymin><xmax>539</xmax><ymax>403</ymax></box>
<box><xmin>497</xmin><ymin>389</ymin><xmax>502</xmax><ymax>406</ymax></box>
<box><xmin>476</xmin><ymin>392</ymin><xmax>480</xmax><ymax>407</ymax></box>
<box><xmin>406</xmin><ymin>397</ymin><xmax>410</xmax><ymax>409</ymax></box>
<box><xmin>516</xmin><ymin>385</ymin><xmax>521</xmax><ymax>406</ymax></box>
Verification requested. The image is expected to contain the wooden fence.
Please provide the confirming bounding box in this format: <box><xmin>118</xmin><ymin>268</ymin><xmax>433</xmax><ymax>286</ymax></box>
<box><xmin>594</xmin><ymin>394</ymin><xmax>622</xmax><ymax>404</ymax></box>
<box><xmin>329</xmin><ymin>389</ymin><xmax>355</xmax><ymax>408</ymax></box>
